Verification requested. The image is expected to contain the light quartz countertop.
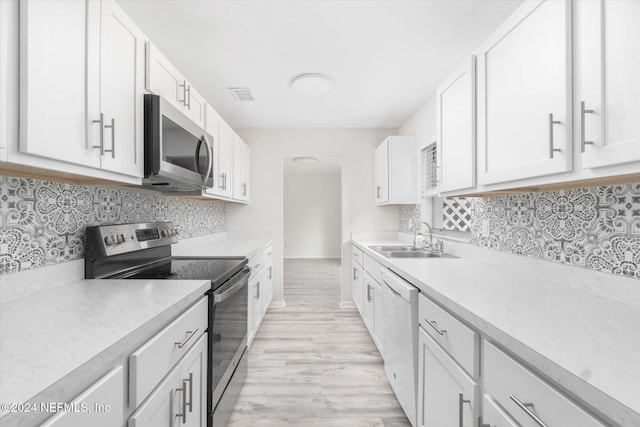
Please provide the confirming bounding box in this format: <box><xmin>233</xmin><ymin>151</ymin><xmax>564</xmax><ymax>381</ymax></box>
<box><xmin>0</xmin><ymin>234</ymin><xmax>271</xmax><ymax>426</ymax></box>
<box><xmin>352</xmin><ymin>238</ymin><xmax>640</xmax><ymax>427</ymax></box>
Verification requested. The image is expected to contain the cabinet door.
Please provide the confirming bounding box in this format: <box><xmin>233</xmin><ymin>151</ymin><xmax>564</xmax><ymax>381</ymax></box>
<box><xmin>363</xmin><ymin>273</ymin><xmax>375</xmax><ymax>335</ymax></box>
<box><xmin>41</xmin><ymin>367</ymin><xmax>124</xmax><ymax>427</ymax></box>
<box><xmin>233</xmin><ymin>134</ymin><xmax>250</xmax><ymax>202</ymax></box>
<box><xmin>477</xmin><ymin>0</ymin><xmax>572</xmax><ymax>185</ymax></box>
<box><xmin>352</xmin><ymin>262</ymin><xmax>363</xmax><ymax>314</ymax></box>
<box><xmin>481</xmin><ymin>395</ymin><xmax>519</xmax><ymax>427</ymax></box>
<box><xmin>19</xmin><ymin>0</ymin><xmax>100</xmax><ymax>168</ymax></box>
<box><xmin>418</xmin><ymin>329</ymin><xmax>477</xmax><ymax>427</ymax></box>
<box><xmin>374</xmin><ymin>139</ymin><xmax>389</xmax><ymax>203</ymax></box>
<box><xmin>146</xmin><ymin>42</ymin><xmax>183</xmax><ymax>110</ymax></box>
<box><xmin>183</xmin><ymin>84</ymin><xmax>206</xmax><ymax>129</ymax></box>
<box><xmin>180</xmin><ymin>334</ymin><xmax>207</xmax><ymax>427</ymax></box>
<box><xmin>217</xmin><ymin>125</ymin><xmax>234</xmax><ymax>199</ymax></box>
<box><xmin>437</xmin><ymin>57</ymin><xmax>476</xmax><ymax>193</ymax></box>
<box><xmin>578</xmin><ymin>0</ymin><xmax>640</xmax><ymax>167</ymax></box>
<box><xmin>98</xmin><ymin>0</ymin><xmax>143</xmax><ymax>177</ymax></box>
<box><xmin>262</xmin><ymin>258</ymin><xmax>273</xmax><ymax>315</ymax></box>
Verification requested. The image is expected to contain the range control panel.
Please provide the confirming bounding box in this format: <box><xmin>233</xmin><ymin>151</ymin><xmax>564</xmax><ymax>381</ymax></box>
<box><xmin>87</xmin><ymin>222</ymin><xmax>178</xmax><ymax>257</ymax></box>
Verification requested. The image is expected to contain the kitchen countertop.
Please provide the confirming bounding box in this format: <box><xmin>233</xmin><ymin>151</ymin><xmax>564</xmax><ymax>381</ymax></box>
<box><xmin>0</xmin><ymin>233</ymin><xmax>272</xmax><ymax>426</ymax></box>
<box><xmin>0</xmin><ymin>278</ymin><xmax>210</xmax><ymax>425</ymax></box>
<box><xmin>352</xmin><ymin>238</ymin><xmax>640</xmax><ymax>427</ymax></box>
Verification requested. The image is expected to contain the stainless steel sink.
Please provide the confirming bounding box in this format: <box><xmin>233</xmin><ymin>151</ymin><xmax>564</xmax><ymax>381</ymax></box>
<box><xmin>368</xmin><ymin>245</ymin><xmax>459</xmax><ymax>259</ymax></box>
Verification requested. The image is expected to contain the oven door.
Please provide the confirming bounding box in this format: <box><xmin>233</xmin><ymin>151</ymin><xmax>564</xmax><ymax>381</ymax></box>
<box><xmin>209</xmin><ymin>267</ymin><xmax>250</xmax><ymax>416</ymax></box>
<box><xmin>144</xmin><ymin>94</ymin><xmax>213</xmax><ymax>190</ymax></box>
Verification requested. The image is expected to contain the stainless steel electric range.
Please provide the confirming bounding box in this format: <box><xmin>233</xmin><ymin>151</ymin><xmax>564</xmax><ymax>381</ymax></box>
<box><xmin>85</xmin><ymin>222</ymin><xmax>248</xmax><ymax>427</ymax></box>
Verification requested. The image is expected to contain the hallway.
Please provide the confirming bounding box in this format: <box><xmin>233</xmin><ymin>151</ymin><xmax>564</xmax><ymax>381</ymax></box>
<box><xmin>227</xmin><ymin>258</ymin><xmax>411</xmax><ymax>426</ymax></box>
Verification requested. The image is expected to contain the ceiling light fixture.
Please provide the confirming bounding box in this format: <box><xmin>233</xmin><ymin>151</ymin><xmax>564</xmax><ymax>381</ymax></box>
<box><xmin>293</xmin><ymin>156</ymin><xmax>320</xmax><ymax>164</ymax></box>
<box><xmin>291</xmin><ymin>73</ymin><xmax>333</xmax><ymax>95</ymax></box>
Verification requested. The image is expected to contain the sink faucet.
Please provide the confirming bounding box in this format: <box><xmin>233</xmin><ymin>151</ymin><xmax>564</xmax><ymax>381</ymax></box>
<box><xmin>413</xmin><ymin>221</ymin><xmax>444</xmax><ymax>255</ymax></box>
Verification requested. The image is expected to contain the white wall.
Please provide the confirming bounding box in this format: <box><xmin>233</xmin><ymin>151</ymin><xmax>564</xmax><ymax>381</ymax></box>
<box><xmin>398</xmin><ymin>93</ymin><xmax>437</xmax><ymax>221</ymax></box>
<box><xmin>283</xmin><ymin>172</ymin><xmax>341</xmax><ymax>259</ymax></box>
<box><xmin>225</xmin><ymin>128</ymin><xmax>398</xmax><ymax>307</ymax></box>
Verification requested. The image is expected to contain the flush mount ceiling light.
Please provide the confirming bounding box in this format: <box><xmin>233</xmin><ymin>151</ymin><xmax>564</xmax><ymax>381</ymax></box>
<box><xmin>293</xmin><ymin>156</ymin><xmax>320</xmax><ymax>164</ymax></box>
<box><xmin>291</xmin><ymin>73</ymin><xmax>333</xmax><ymax>95</ymax></box>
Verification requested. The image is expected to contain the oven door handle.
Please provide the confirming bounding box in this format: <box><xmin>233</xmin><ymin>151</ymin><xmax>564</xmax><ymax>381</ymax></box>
<box><xmin>214</xmin><ymin>268</ymin><xmax>251</xmax><ymax>304</ymax></box>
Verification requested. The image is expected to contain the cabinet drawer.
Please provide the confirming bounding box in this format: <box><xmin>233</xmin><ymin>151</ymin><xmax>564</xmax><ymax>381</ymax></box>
<box><xmin>352</xmin><ymin>245</ymin><xmax>364</xmax><ymax>266</ymax></box>
<box><xmin>248</xmin><ymin>252</ymin><xmax>263</xmax><ymax>278</ymax></box>
<box><xmin>363</xmin><ymin>254</ymin><xmax>384</xmax><ymax>285</ymax></box>
<box><xmin>129</xmin><ymin>297</ymin><xmax>207</xmax><ymax>407</ymax></box>
<box><xmin>262</xmin><ymin>244</ymin><xmax>273</xmax><ymax>261</ymax></box>
<box><xmin>482</xmin><ymin>394</ymin><xmax>519</xmax><ymax>427</ymax></box>
<box><xmin>483</xmin><ymin>341</ymin><xmax>605</xmax><ymax>427</ymax></box>
<box><xmin>42</xmin><ymin>367</ymin><xmax>124</xmax><ymax>427</ymax></box>
<box><xmin>418</xmin><ymin>293</ymin><xmax>477</xmax><ymax>377</ymax></box>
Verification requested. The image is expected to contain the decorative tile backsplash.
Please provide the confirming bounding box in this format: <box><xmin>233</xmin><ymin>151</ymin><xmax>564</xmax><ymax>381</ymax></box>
<box><xmin>469</xmin><ymin>184</ymin><xmax>640</xmax><ymax>279</ymax></box>
<box><xmin>0</xmin><ymin>175</ymin><xmax>226</xmax><ymax>274</ymax></box>
<box><xmin>399</xmin><ymin>204</ymin><xmax>421</xmax><ymax>233</ymax></box>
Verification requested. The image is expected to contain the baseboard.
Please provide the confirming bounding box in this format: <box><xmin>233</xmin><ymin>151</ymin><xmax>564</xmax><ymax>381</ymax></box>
<box><xmin>339</xmin><ymin>300</ymin><xmax>356</xmax><ymax>309</ymax></box>
<box><xmin>269</xmin><ymin>300</ymin><xmax>286</xmax><ymax>308</ymax></box>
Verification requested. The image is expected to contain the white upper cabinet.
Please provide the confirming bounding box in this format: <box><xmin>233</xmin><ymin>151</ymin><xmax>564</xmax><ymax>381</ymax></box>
<box><xmin>20</xmin><ymin>0</ymin><xmax>143</xmax><ymax>178</ymax></box>
<box><xmin>576</xmin><ymin>0</ymin><xmax>640</xmax><ymax>168</ymax></box>
<box><xmin>437</xmin><ymin>56</ymin><xmax>476</xmax><ymax>194</ymax></box>
<box><xmin>232</xmin><ymin>133</ymin><xmax>250</xmax><ymax>203</ymax></box>
<box><xmin>20</xmin><ymin>0</ymin><xmax>100</xmax><ymax>168</ymax></box>
<box><xmin>146</xmin><ymin>42</ymin><xmax>205</xmax><ymax>129</ymax></box>
<box><xmin>94</xmin><ymin>0</ymin><xmax>145</xmax><ymax>177</ymax></box>
<box><xmin>476</xmin><ymin>0</ymin><xmax>572</xmax><ymax>186</ymax></box>
<box><xmin>204</xmin><ymin>106</ymin><xmax>233</xmax><ymax>199</ymax></box>
<box><xmin>375</xmin><ymin>136</ymin><xmax>416</xmax><ymax>205</ymax></box>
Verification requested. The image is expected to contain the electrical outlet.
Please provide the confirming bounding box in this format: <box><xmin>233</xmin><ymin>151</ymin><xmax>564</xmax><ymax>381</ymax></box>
<box><xmin>482</xmin><ymin>219</ymin><xmax>490</xmax><ymax>237</ymax></box>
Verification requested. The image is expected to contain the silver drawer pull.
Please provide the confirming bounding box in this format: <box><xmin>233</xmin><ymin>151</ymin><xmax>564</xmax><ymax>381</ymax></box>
<box><xmin>184</xmin><ymin>372</ymin><xmax>193</xmax><ymax>413</ymax></box>
<box><xmin>510</xmin><ymin>394</ymin><xmax>548</xmax><ymax>427</ymax></box>
<box><xmin>175</xmin><ymin>328</ymin><xmax>199</xmax><ymax>349</ymax></box>
<box><xmin>458</xmin><ymin>393</ymin><xmax>471</xmax><ymax>427</ymax></box>
<box><xmin>548</xmin><ymin>113</ymin><xmax>562</xmax><ymax>159</ymax></box>
<box><xmin>425</xmin><ymin>318</ymin><xmax>447</xmax><ymax>335</ymax></box>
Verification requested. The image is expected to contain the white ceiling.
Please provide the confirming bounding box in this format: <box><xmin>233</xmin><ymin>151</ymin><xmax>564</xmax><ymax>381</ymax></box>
<box><xmin>118</xmin><ymin>0</ymin><xmax>522</xmax><ymax>129</ymax></box>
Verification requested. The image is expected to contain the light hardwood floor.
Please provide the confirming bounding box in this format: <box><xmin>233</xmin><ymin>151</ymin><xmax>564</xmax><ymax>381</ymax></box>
<box><xmin>227</xmin><ymin>258</ymin><xmax>412</xmax><ymax>426</ymax></box>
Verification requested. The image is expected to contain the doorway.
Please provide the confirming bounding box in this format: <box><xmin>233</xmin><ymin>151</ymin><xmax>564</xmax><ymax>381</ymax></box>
<box><xmin>283</xmin><ymin>156</ymin><xmax>342</xmax><ymax>301</ymax></box>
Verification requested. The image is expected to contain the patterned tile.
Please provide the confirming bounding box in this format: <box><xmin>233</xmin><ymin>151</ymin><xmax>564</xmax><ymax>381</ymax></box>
<box><xmin>0</xmin><ymin>175</ymin><xmax>226</xmax><ymax>275</ymax></box>
<box><xmin>398</xmin><ymin>205</ymin><xmax>421</xmax><ymax>233</ymax></box>
<box><xmin>469</xmin><ymin>184</ymin><xmax>640</xmax><ymax>279</ymax></box>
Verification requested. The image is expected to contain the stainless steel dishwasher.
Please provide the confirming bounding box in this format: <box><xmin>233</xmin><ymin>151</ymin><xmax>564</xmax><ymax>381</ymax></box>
<box><xmin>381</xmin><ymin>268</ymin><xmax>419</xmax><ymax>427</ymax></box>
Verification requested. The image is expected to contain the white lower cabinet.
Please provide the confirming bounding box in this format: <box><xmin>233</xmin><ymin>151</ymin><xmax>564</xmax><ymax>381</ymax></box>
<box><xmin>129</xmin><ymin>333</ymin><xmax>207</xmax><ymax>427</ymax></box>
<box><xmin>262</xmin><ymin>256</ymin><xmax>274</xmax><ymax>315</ymax></box>
<box><xmin>483</xmin><ymin>340</ymin><xmax>605</xmax><ymax>427</ymax></box>
<box><xmin>41</xmin><ymin>367</ymin><xmax>124</xmax><ymax>427</ymax></box>
<box><xmin>481</xmin><ymin>395</ymin><xmax>519</xmax><ymax>427</ymax></box>
<box><xmin>352</xmin><ymin>261</ymin><xmax>363</xmax><ymax>314</ymax></box>
<box><xmin>418</xmin><ymin>328</ymin><xmax>478</xmax><ymax>427</ymax></box>
<box><xmin>247</xmin><ymin>243</ymin><xmax>273</xmax><ymax>347</ymax></box>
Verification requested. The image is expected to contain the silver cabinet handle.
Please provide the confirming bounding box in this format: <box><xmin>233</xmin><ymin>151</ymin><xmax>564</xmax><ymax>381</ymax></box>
<box><xmin>253</xmin><ymin>263</ymin><xmax>261</xmax><ymax>271</ymax></box>
<box><xmin>376</xmin><ymin>185</ymin><xmax>381</xmax><ymax>199</ymax></box>
<box><xmin>184</xmin><ymin>372</ymin><xmax>193</xmax><ymax>413</ymax></box>
<box><xmin>353</xmin><ymin>267</ymin><xmax>358</xmax><ymax>280</ymax></box>
<box><xmin>256</xmin><ymin>281</ymin><xmax>261</xmax><ymax>300</ymax></box>
<box><xmin>179</xmin><ymin>80</ymin><xmax>187</xmax><ymax>105</ymax></box>
<box><xmin>242</xmin><ymin>182</ymin><xmax>247</xmax><ymax>196</ymax></box>
<box><xmin>425</xmin><ymin>318</ymin><xmax>446</xmax><ymax>335</ymax></box>
<box><xmin>458</xmin><ymin>393</ymin><xmax>471</xmax><ymax>427</ymax></box>
<box><xmin>580</xmin><ymin>101</ymin><xmax>595</xmax><ymax>153</ymax></box>
<box><xmin>186</xmin><ymin>84</ymin><xmax>191</xmax><ymax>109</ymax></box>
<box><xmin>171</xmin><ymin>384</ymin><xmax>187</xmax><ymax>424</ymax></box>
<box><xmin>92</xmin><ymin>113</ymin><xmax>104</xmax><ymax>154</ymax></box>
<box><xmin>510</xmin><ymin>394</ymin><xmax>548</xmax><ymax>427</ymax></box>
<box><xmin>103</xmin><ymin>118</ymin><xmax>115</xmax><ymax>158</ymax></box>
<box><xmin>548</xmin><ymin>113</ymin><xmax>562</xmax><ymax>159</ymax></box>
<box><xmin>268</xmin><ymin>266</ymin><xmax>272</xmax><ymax>280</ymax></box>
<box><xmin>174</xmin><ymin>328</ymin><xmax>199</xmax><ymax>348</ymax></box>
<box><xmin>219</xmin><ymin>172</ymin><xmax>227</xmax><ymax>190</ymax></box>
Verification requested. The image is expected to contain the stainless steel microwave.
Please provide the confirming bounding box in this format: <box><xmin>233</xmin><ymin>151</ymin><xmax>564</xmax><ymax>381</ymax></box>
<box><xmin>142</xmin><ymin>94</ymin><xmax>213</xmax><ymax>192</ymax></box>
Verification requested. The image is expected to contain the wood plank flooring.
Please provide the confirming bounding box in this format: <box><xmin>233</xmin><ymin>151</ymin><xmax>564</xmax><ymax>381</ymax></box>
<box><xmin>227</xmin><ymin>258</ymin><xmax>411</xmax><ymax>426</ymax></box>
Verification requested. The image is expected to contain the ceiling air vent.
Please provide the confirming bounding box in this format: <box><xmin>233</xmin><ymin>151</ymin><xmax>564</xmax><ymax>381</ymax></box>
<box><xmin>228</xmin><ymin>87</ymin><xmax>255</xmax><ymax>102</ymax></box>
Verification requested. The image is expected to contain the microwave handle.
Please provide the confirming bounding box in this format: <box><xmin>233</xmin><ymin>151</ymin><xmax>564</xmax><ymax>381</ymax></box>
<box><xmin>203</xmin><ymin>134</ymin><xmax>213</xmax><ymax>185</ymax></box>
<box><xmin>194</xmin><ymin>135</ymin><xmax>213</xmax><ymax>186</ymax></box>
